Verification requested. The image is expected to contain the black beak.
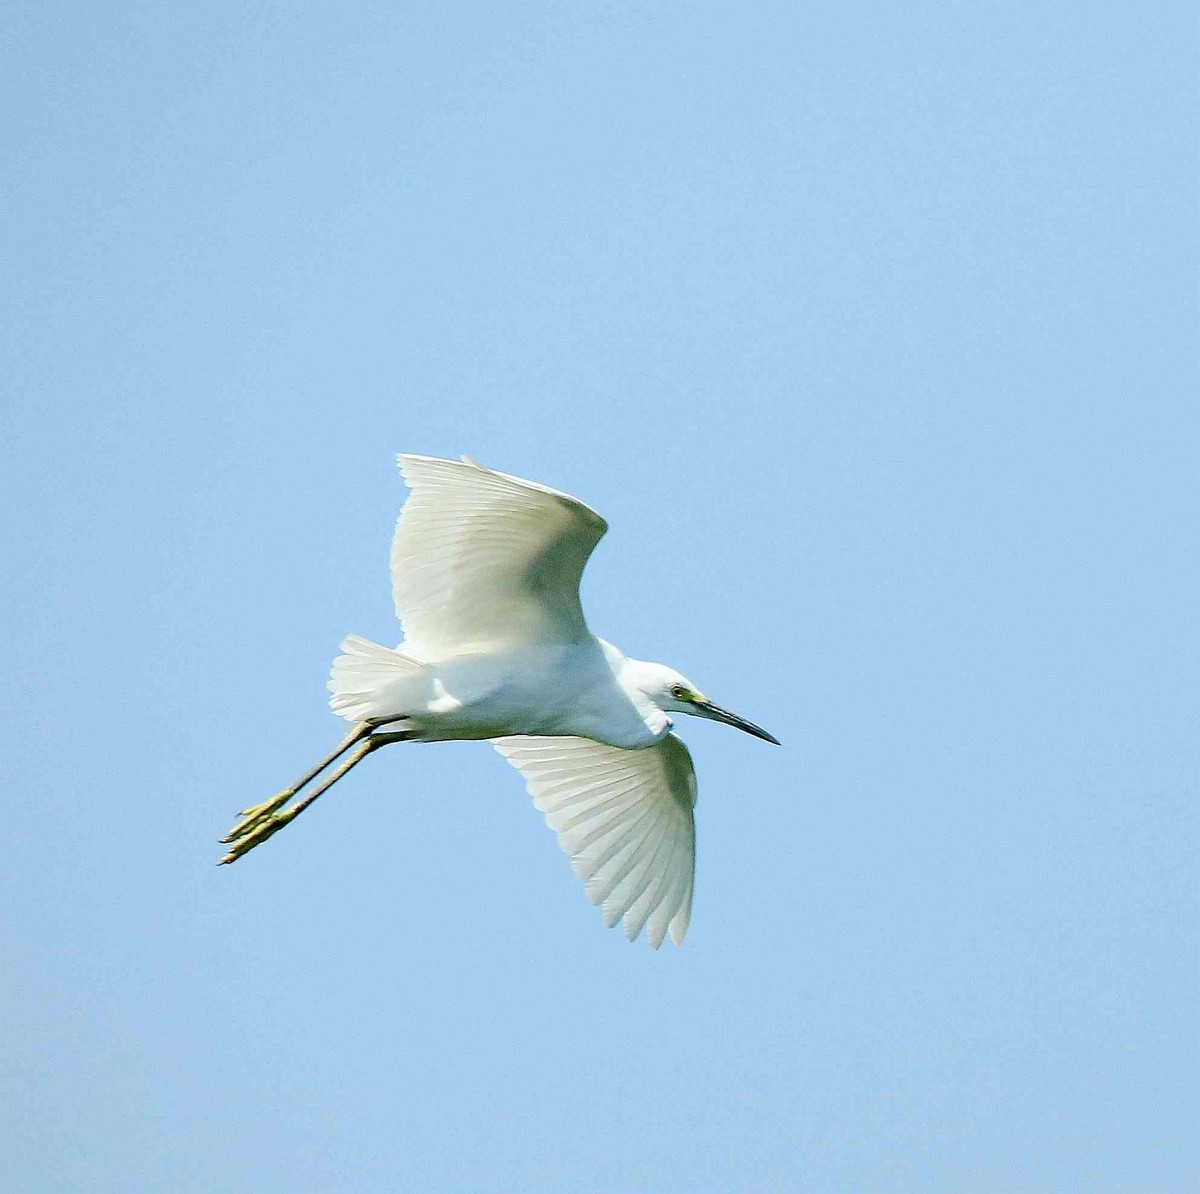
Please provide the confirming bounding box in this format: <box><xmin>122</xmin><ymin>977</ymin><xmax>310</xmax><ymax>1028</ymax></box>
<box><xmin>697</xmin><ymin>701</ymin><xmax>781</xmax><ymax>745</ymax></box>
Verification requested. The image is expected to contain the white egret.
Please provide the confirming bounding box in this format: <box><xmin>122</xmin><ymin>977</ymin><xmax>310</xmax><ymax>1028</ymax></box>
<box><xmin>220</xmin><ymin>454</ymin><xmax>778</xmax><ymax>947</ymax></box>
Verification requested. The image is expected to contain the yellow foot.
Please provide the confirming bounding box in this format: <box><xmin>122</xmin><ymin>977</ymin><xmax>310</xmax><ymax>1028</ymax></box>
<box><xmin>220</xmin><ymin>789</ymin><xmax>293</xmax><ymax>843</ymax></box>
<box><xmin>218</xmin><ymin>801</ymin><xmax>301</xmax><ymax>865</ymax></box>
<box><xmin>218</xmin><ymin>789</ymin><xmax>298</xmax><ymax>865</ymax></box>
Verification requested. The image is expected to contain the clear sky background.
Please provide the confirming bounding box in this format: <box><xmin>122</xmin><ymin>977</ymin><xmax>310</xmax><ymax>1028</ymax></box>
<box><xmin>2</xmin><ymin>4</ymin><xmax>1196</xmax><ymax>1191</ymax></box>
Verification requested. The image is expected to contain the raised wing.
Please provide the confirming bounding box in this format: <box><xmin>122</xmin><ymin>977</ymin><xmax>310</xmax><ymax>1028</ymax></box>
<box><xmin>391</xmin><ymin>455</ymin><xmax>608</xmax><ymax>656</ymax></box>
<box><xmin>493</xmin><ymin>734</ymin><xmax>697</xmax><ymax>948</ymax></box>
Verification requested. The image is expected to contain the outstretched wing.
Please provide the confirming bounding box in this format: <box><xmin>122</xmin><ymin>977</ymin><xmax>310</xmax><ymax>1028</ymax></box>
<box><xmin>391</xmin><ymin>455</ymin><xmax>608</xmax><ymax>657</ymax></box>
<box><xmin>493</xmin><ymin>733</ymin><xmax>697</xmax><ymax>948</ymax></box>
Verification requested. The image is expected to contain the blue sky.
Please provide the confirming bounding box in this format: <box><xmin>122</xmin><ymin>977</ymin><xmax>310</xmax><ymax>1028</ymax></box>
<box><xmin>2</xmin><ymin>3</ymin><xmax>1196</xmax><ymax>1191</ymax></box>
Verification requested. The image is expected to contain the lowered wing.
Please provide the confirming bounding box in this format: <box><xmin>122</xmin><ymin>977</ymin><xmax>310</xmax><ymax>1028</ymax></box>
<box><xmin>493</xmin><ymin>733</ymin><xmax>697</xmax><ymax>948</ymax></box>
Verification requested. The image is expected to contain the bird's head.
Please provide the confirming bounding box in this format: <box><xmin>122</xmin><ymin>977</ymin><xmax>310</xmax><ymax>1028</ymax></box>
<box><xmin>631</xmin><ymin>661</ymin><xmax>780</xmax><ymax>745</ymax></box>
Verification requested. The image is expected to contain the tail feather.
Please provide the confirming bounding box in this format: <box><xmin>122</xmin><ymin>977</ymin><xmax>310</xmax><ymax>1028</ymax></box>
<box><xmin>327</xmin><ymin>635</ymin><xmax>429</xmax><ymax>723</ymax></box>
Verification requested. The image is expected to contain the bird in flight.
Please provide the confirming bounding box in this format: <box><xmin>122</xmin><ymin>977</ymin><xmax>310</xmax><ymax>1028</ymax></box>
<box><xmin>220</xmin><ymin>454</ymin><xmax>778</xmax><ymax>947</ymax></box>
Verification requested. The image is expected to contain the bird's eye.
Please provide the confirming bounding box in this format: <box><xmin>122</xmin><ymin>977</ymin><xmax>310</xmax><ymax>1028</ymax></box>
<box><xmin>671</xmin><ymin>684</ymin><xmax>688</xmax><ymax>700</ymax></box>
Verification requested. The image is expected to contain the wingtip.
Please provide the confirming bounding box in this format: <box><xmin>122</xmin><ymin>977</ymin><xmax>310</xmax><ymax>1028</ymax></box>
<box><xmin>396</xmin><ymin>451</ymin><xmax>439</xmax><ymax>471</ymax></box>
<box><xmin>396</xmin><ymin>452</ymin><xmax>486</xmax><ymax>475</ymax></box>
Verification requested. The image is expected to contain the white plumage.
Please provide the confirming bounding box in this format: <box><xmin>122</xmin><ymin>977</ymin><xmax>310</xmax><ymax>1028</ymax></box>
<box><xmin>221</xmin><ymin>453</ymin><xmax>778</xmax><ymax>948</ymax></box>
<box><xmin>494</xmin><ymin>734</ymin><xmax>697</xmax><ymax>949</ymax></box>
<box><xmin>390</xmin><ymin>454</ymin><xmax>606</xmax><ymax>656</ymax></box>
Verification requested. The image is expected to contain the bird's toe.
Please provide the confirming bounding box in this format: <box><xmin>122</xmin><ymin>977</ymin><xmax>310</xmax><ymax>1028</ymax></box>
<box><xmin>218</xmin><ymin>805</ymin><xmax>299</xmax><ymax>864</ymax></box>
<box><xmin>220</xmin><ymin>790</ymin><xmax>294</xmax><ymax>844</ymax></box>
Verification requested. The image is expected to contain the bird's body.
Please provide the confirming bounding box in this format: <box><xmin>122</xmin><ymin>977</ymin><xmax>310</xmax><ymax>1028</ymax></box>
<box><xmin>220</xmin><ymin>453</ymin><xmax>777</xmax><ymax>948</ymax></box>
<box><xmin>329</xmin><ymin>637</ymin><xmax>666</xmax><ymax>748</ymax></box>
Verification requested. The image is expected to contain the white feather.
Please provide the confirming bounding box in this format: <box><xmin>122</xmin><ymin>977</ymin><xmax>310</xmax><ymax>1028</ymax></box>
<box><xmin>493</xmin><ymin>734</ymin><xmax>697</xmax><ymax>948</ymax></box>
